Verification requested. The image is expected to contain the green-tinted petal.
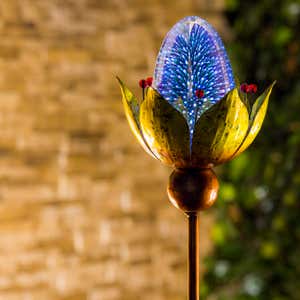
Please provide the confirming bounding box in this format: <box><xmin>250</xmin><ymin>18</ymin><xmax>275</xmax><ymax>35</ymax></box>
<box><xmin>233</xmin><ymin>81</ymin><xmax>276</xmax><ymax>157</ymax></box>
<box><xmin>116</xmin><ymin>77</ymin><xmax>157</xmax><ymax>159</ymax></box>
<box><xmin>139</xmin><ymin>87</ymin><xmax>190</xmax><ymax>167</ymax></box>
<box><xmin>191</xmin><ymin>88</ymin><xmax>249</xmax><ymax>166</ymax></box>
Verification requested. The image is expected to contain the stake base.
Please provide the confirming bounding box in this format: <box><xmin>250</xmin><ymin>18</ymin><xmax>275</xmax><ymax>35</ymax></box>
<box><xmin>167</xmin><ymin>168</ymin><xmax>219</xmax><ymax>213</ymax></box>
<box><xmin>167</xmin><ymin>168</ymin><xmax>219</xmax><ymax>300</ymax></box>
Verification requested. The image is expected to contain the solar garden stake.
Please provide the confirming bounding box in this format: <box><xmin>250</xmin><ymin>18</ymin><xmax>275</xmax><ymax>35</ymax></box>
<box><xmin>117</xmin><ymin>16</ymin><xmax>275</xmax><ymax>300</ymax></box>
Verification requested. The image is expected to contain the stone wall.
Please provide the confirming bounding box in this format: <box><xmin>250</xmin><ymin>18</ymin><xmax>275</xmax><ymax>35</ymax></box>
<box><xmin>0</xmin><ymin>1</ymin><xmax>227</xmax><ymax>299</ymax></box>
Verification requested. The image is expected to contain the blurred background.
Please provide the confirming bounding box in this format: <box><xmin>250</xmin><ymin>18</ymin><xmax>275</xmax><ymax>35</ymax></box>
<box><xmin>0</xmin><ymin>0</ymin><xmax>298</xmax><ymax>299</ymax></box>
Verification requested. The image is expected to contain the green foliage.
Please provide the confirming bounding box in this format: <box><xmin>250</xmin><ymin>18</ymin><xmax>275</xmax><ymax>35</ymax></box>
<box><xmin>203</xmin><ymin>0</ymin><xmax>300</xmax><ymax>299</ymax></box>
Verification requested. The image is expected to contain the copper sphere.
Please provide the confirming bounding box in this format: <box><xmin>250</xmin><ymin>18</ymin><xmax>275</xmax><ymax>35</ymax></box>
<box><xmin>167</xmin><ymin>168</ymin><xmax>219</xmax><ymax>213</ymax></box>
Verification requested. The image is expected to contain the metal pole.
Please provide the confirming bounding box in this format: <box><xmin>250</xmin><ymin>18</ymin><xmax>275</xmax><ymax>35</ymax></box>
<box><xmin>167</xmin><ymin>168</ymin><xmax>219</xmax><ymax>300</ymax></box>
<box><xmin>187</xmin><ymin>213</ymin><xmax>199</xmax><ymax>300</ymax></box>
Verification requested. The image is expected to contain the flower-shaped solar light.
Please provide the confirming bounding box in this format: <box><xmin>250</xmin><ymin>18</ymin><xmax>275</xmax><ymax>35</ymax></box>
<box><xmin>117</xmin><ymin>16</ymin><xmax>275</xmax><ymax>300</ymax></box>
<box><xmin>117</xmin><ymin>16</ymin><xmax>275</xmax><ymax>169</ymax></box>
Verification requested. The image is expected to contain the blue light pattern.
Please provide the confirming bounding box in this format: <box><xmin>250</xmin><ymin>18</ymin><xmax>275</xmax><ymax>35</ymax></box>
<box><xmin>154</xmin><ymin>16</ymin><xmax>235</xmax><ymax>140</ymax></box>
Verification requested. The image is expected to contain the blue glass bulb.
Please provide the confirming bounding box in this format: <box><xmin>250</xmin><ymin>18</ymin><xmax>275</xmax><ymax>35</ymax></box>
<box><xmin>154</xmin><ymin>16</ymin><xmax>235</xmax><ymax>140</ymax></box>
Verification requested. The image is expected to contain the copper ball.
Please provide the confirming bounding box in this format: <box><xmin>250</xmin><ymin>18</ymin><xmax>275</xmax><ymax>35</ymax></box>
<box><xmin>167</xmin><ymin>168</ymin><xmax>219</xmax><ymax>213</ymax></box>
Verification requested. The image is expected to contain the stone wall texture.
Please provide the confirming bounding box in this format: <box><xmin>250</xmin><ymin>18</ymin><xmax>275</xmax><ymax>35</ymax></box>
<box><xmin>0</xmin><ymin>1</ymin><xmax>227</xmax><ymax>299</ymax></box>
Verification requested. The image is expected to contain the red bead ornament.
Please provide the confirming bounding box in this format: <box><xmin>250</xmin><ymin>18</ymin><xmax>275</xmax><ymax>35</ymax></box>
<box><xmin>248</xmin><ymin>84</ymin><xmax>257</xmax><ymax>93</ymax></box>
<box><xmin>195</xmin><ymin>89</ymin><xmax>205</xmax><ymax>98</ymax></box>
<box><xmin>146</xmin><ymin>77</ymin><xmax>153</xmax><ymax>87</ymax></box>
<box><xmin>240</xmin><ymin>83</ymin><xmax>258</xmax><ymax>94</ymax></box>
<box><xmin>240</xmin><ymin>83</ymin><xmax>249</xmax><ymax>93</ymax></box>
<box><xmin>139</xmin><ymin>79</ymin><xmax>147</xmax><ymax>89</ymax></box>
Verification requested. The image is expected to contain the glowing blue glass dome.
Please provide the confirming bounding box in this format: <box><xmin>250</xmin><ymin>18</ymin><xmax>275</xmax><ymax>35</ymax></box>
<box><xmin>154</xmin><ymin>16</ymin><xmax>235</xmax><ymax>137</ymax></box>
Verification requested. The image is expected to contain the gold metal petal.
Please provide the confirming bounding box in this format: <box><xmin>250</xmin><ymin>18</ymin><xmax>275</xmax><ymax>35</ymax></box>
<box><xmin>116</xmin><ymin>77</ymin><xmax>157</xmax><ymax>159</ymax></box>
<box><xmin>191</xmin><ymin>88</ymin><xmax>249</xmax><ymax>166</ymax></box>
<box><xmin>139</xmin><ymin>87</ymin><xmax>190</xmax><ymax>168</ymax></box>
<box><xmin>233</xmin><ymin>81</ymin><xmax>276</xmax><ymax>157</ymax></box>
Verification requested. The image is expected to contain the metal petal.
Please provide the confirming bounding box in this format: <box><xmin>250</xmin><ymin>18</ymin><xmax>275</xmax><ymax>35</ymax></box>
<box><xmin>116</xmin><ymin>77</ymin><xmax>158</xmax><ymax>159</ymax></box>
<box><xmin>233</xmin><ymin>81</ymin><xmax>276</xmax><ymax>157</ymax></box>
<box><xmin>140</xmin><ymin>87</ymin><xmax>190</xmax><ymax>167</ymax></box>
<box><xmin>191</xmin><ymin>88</ymin><xmax>249</xmax><ymax>166</ymax></box>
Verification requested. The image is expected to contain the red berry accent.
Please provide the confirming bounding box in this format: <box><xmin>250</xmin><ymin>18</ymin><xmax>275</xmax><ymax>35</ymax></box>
<box><xmin>195</xmin><ymin>89</ymin><xmax>204</xmax><ymax>98</ymax></box>
<box><xmin>240</xmin><ymin>83</ymin><xmax>258</xmax><ymax>93</ymax></box>
<box><xmin>146</xmin><ymin>77</ymin><xmax>153</xmax><ymax>87</ymax></box>
<box><xmin>248</xmin><ymin>84</ymin><xmax>257</xmax><ymax>93</ymax></box>
<box><xmin>139</xmin><ymin>79</ymin><xmax>147</xmax><ymax>89</ymax></box>
<box><xmin>240</xmin><ymin>83</ymin><xmax>249</xmax><ymax>93</ymax></box>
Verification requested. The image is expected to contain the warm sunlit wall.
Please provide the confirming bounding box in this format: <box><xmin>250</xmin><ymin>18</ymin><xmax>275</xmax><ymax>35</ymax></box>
<box><xmin>0</xmin><ymin>1</ymin><xmax>227</xmax><ymax>299</ymax></box>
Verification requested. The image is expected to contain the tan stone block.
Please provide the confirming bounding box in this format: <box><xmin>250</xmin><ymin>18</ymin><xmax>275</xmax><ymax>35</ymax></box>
<box><xmin>0</xmin><ymin>0</ymin><xmax>226</xmax><ymax>298</ymax></box>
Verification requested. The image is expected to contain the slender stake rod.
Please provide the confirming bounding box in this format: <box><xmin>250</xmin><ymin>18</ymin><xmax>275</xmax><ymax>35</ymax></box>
<box><xmin>188</xmin><ymin>213</ymin><xmax>199</xmax><ymax>300</ymax></box>
<box><xmin>167</xmin><ymin>168</ymin><xmax>219</xmax><ymax>300</ymax></box>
